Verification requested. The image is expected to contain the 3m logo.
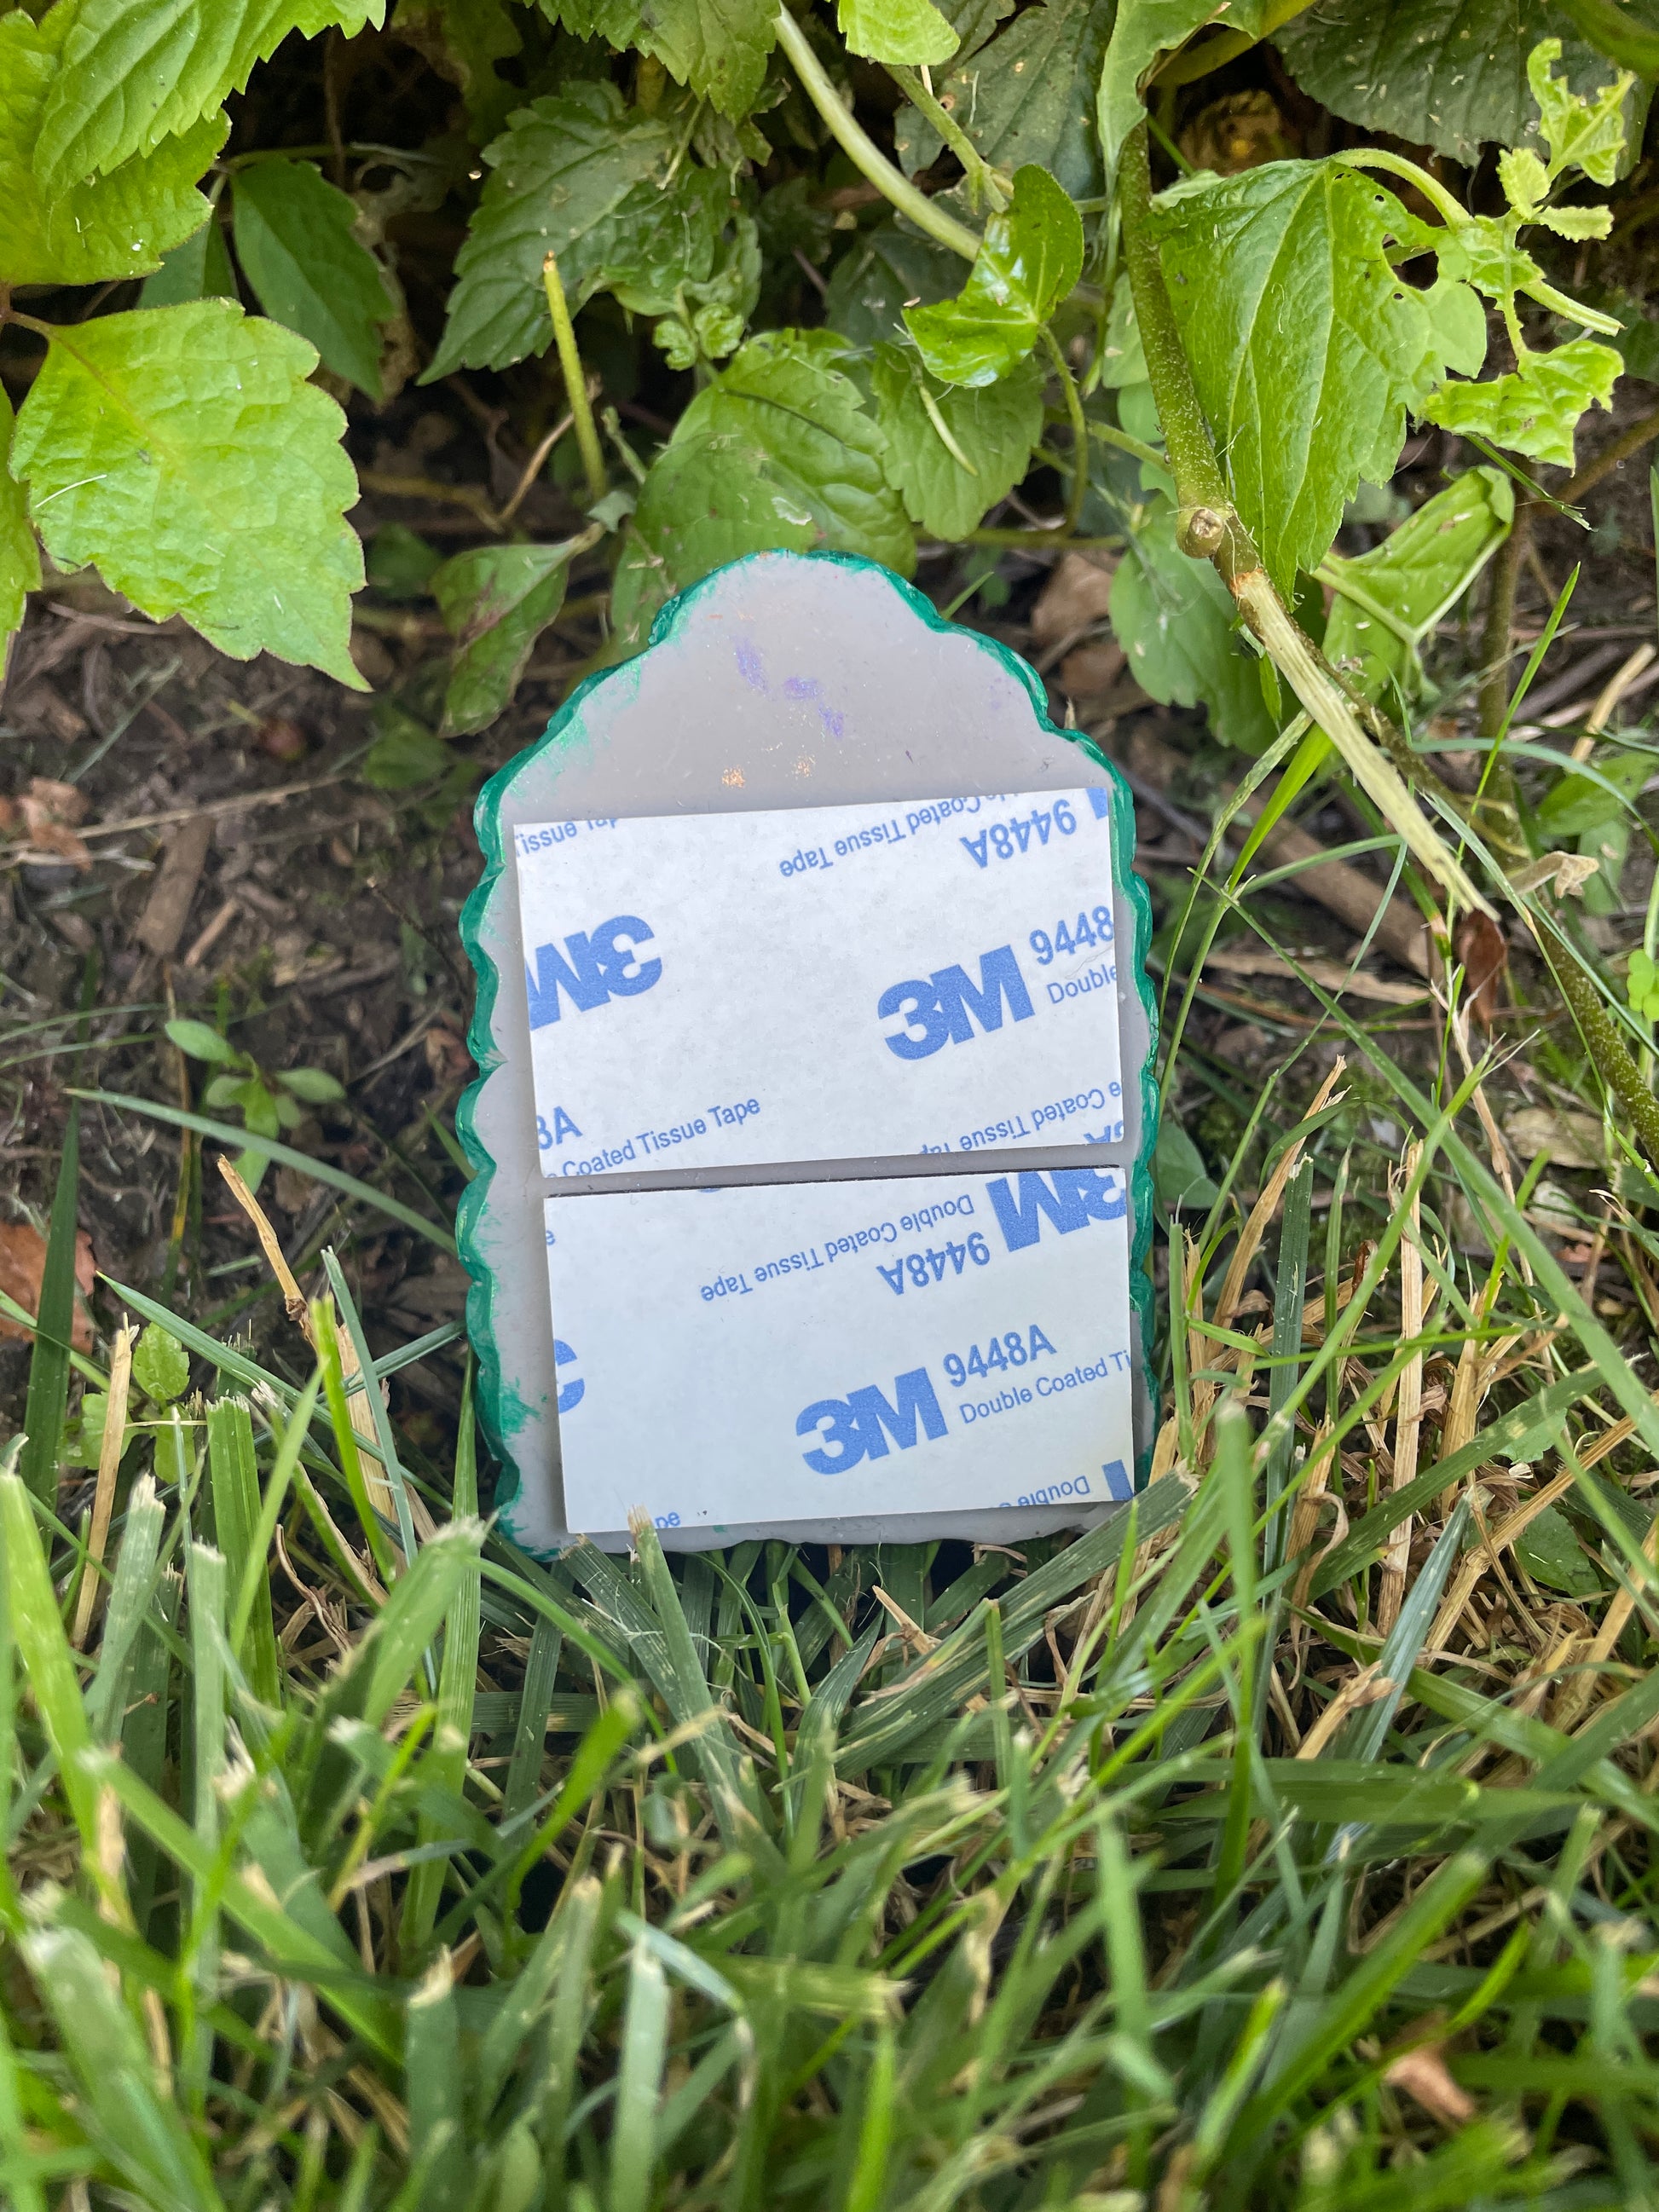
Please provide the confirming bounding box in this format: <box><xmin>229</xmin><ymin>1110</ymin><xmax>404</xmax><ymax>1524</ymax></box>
<box><xmin>986</xmin><ymin>1168</ymin><xmax>1126</xmax><ymax>1252</ymax></box>
<box><xmin>795</xmin><ymin>1366</ymin><xmax>947</xmax><ymax>1473</ymax></box>
<box><xmin>877</xmin><ymin>944</ymin><xmax>1034</xmax><ymax>1061</ymax></box>
<box><xmin>526</xmin><ymin>915</ymin><xmax>660</xmax><ymax>1030</ymax></box>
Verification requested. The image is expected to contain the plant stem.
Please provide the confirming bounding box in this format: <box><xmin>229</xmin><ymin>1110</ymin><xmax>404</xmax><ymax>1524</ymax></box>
<box><xmin>1543</xmin><ymin>929</ymin><xmax>1659</xmax><ymax>1178</ymax></box>
<box><xmin>1040</xmin><ymin>328</ymin><xmax>1090</xmax><ymax>537</ymax></box>
<box><xmin>541</xmin><ymin>251</ymin><xmax>608</xmax><ymax>508</ymax></box>
<box><xmin>1090</xmin><ymin>419</ymin><xmax>1167</xmax><ymax>474</ymax></box>
<box><xmin>1118</xmin><ymin>122</ymin><xmax>1491</xmax><ymax>914</ymax></box>
<box><xmin>886</xmin><ymin>64</ymin><xmax>1007</xmax><ymax>211</ymax></box>
<box><xmin>772</xmin><ymin>8</ymin><xmax>981</xmax><ymax>263</ymax></box>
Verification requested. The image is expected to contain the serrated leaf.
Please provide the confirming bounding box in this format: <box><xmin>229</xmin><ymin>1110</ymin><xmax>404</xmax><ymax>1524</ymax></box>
<box><xmin>896</xmin><ymin>0</ymin><xmax>1116</xmax><ymax>200</ymax></box>
<box><xmin>33</xmin><ymin>0</ymin><xmax>384</xmax><ymax>192</ymax></box>
<box><xmin>1151</xmin><ymin>160</ymin><xmax>1465</xmax><ymax>594</ymax></box>
<box><xmin>1499</xmin><ymin>144</ymin><xmax>1552</xmax><ymax>214</ymax></box>
<box><xmin>1535</xmin><ymin>200</ymin><xmax>1614</xmax><ymax>236</ymax></box>
<box><xmin>1109</xmin><ymin>493</ymin><xmax>1280</xmax><ymax>751</ymax></box>
<box><xmin>905</xmin><ymin>164</ymin><xmax>1083</xmax><ymax>387</ymax></box>
<box><xmin>138</xmin><ymin>215</ymin><xmax>239</xmax><ymax>305</ymax></box>
<box><xmin>12</xmin><ymin>302</ymin><xmax>365</xmax><ymax>686</ymax></box>
<box><xmin>1529</xmin><ymin>32</ymin><xmax>1633</xmax><ymax>179</ymax></box>
<box><xmin>1097</xmin><ymin>1</ymin><xmax>1270</xmax><ymax>189</ymax></box>
<box><xmin>424</xmin><ymin>84</ymin><xmax>676</xmax><ymax>378</ymax></box>
<box><xmin>1</xmin><ymin>390</ymin><xmax>40</xmax><ymax>678</ymax></box>
<box><xmin>871</xmin><ymin>344</ymin><xmax>1043</xmax><ymax>539</ymax></box>
<box><xmin>1435</xmin><ymin>213</ymin><xmax>1546</xmax><ymax>304</ymax></box>
<box><xmin>1275</xmin><ymin>0</ymin><xmax>1625</xmax><ymax>165</ymax></box>
<box><xmin>840</xmin><ymin>0</ymin><xmax>959</xmax><ymax>65</ymax></box>
<box><xmin>1322</xmin><ymin>468</ymin><xmax>1513</xmax><ymax>706</ymax></box>
<box><xmin>0</xmin><ymin>8</ymin><xmax>225</xmax><ymax>286</ymax></box>
<box><xmin>433</xmin><ymin>538</ymin><xmax>584</xmax><ymax>735</ymax></box>
<box><xmin>824</xmin><ymin>223</ymin><xmax>962</xmax><ymax>348</ymax></box>
<box><xmin>585</xmin><ymin>168</ymin><xmax>760</xmax><ymax>367</ymax></box>
<box><xmin>131</xmin><ymin>1322</ymin><xmax>189</xmax><ymax>1406</ymax></box>
<box><xmin>620</xmin><ymin>331</ymin><xmax>913</xmax><ymax>642</ymax></box>
<box><xmin>1421</xmin><ymin>337</ymin><xmax>1621</xmax><ymax>465</ymax></box>
<box><xmin>232</xmin><ymin>158</ymin><xmax>393</xmax><ymax>397</ymax></box>
<box><xmin>633</xmin><ymin>0</ymin><xmax>778</xmax><ymax>118</ymax></box>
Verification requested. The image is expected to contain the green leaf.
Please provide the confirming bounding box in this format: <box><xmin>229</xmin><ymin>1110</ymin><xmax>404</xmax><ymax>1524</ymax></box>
<box><xmin>165</xmin><ymin>1018</ymin><xmax>240</xmax><ymax>1066</ymax></box>
<box><xmin>11</xmin><ymin>302</ymin><xmax>365</xmax><ymax>686</ymax></box>
<box><xmin>32</xmin><ymin>0</ymin><xmax>384</xmax><ymax>192</ymax></box>
<box><xmin>424</xmin><ymin>85</ymin><xmax>676</xmax><ymax>379</ymax></box>
<box><xmin>274</xmin><ymin>1066</ymin><xmax>346</xmax><ymax>1103</ymax></box>
<box><xmin>202</xmin><ymin>1072</ymin><xmax>247</xmax><ymax>1108</ymax></box>
<box><xmin>1</xmin><ymin>390</ymin><xmax>40</xmax><ymax>677</ymax></box>
<box><xmin>1420</xmin><ymin>337</ymin><xmax>1621</xmax><ymax>465</ymax></box>
<box><xmin>824</xmin><ymin>223</ymin><xmax>962</xmax><ymax>349</ymax></box>
<box><xmin>1514</xmin><ymin>1503</ymin><xmax>1600</xmax><ymax>1594</ymax></box>
<box><xmin>361</xmin><ymin>702</ymin><xmax>455</xmax><ymax>788</ymax></box>
<box><xmin>1150</xmin><ymin>161</ymin><xmax>1472</xmax><ymax>594</ymax></box>
<box><xmin>0</xmin><ymin>7</ymin><xmax>225</xmax><ymax>287</ymax></box>
<box><xmin>631</xmin><ymin>0</ymin><xmax>778</xmax><ymax>119</ymax></box>
<box><xmin>1535</xmin><ymin>745</ymin><xmax>1651</xmax><ymax>835</ymax></box>
<box><xmin>1275</xmin><ymin>0</ymin><xmax>1627</xmax><ymax>165</ymax></box>
<box><xmin>433</xmin><ymin>538</ymin><xmax>585</xmax><ymax>736</ymax></box>
<box><xmin>1562</xmin><ymin>0</ymin><xmax>1659</xmax><ymax>73</ymax></box>
<box><xmin>1109</xmin><ymin>494</ymin><xmax>1280</xmax><ymax>753</ymax></box>
<box><xmin>1529</xmin><ymin>32</ymin><xmax>1633</xmax><ymax>179</ymax></box>
<box><xmin>1097</xmin><ymin>1</ymin><xmax>1270</xmax><ymax>188</ymax></box>
<box><xmin>232</xmin><ymin>158</ymin><xmax>393</xmax><ymax>397</ymax></box>
<box><xmin>585</xmin><ymin>168</ymin><xmax>761</xmax><ymax>369</ymax></box>
<box><xmin>905</xmin><ymin>164</ymin><xmax>1083</xmax><ymax>387</ymax></box>
<box><xmin>366</xmin><ymin>524</ymin><xmax>442</xmax><ymax>599</ymax></box>
<box><xmin>1629</xmin><ymin>947</ymin><xmax>1659</xmax><ymax>1019</ymax></box>
<box><xmin>840</xmin><ymin>0</ymin><xmax>960</xmax><ymax>65</ymax></box>
<box><xmin>394</xmin><ymin>0</ymin><xmax>524</xmax><ymax>140</ymax></box>
<box><xmin>1321</xmin><ymin>468</ymin><xmax>1514</xmax><ymax>705</ymax></box>
<box><xmin>1153</xmin><ymin>1118</ymin><xmax>1219</xmax><ymax>1213</ymax></box>
<box><xmin>871</xmin><ymin>344</ymin><xmax>1043</xmax><ymax>539</ymax></box>
<box><xmin>896</xmin><ymin>0</ymin><xmax>1117</xmax><ymax>200</ymax></box>
<box><xmin>620</xmin><ymin>330</ymin><xmax>914</xmax><ymax>640</ymax></box>
<box><xmin>130</xmin><ymin>1322</ymin><xmax>189</xmax><ymax>1406</ymax></box>
<box><xmin>138</xmin><ymin>215</ymin><xmax>238</xmax><ymax>306</ymax></box>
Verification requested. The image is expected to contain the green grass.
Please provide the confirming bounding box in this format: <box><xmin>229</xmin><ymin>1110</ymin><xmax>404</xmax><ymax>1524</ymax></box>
<box><xmin>9</xmin><ymin>739</ymin><xmax>1659</xmax><ymax>2206</ymax></box>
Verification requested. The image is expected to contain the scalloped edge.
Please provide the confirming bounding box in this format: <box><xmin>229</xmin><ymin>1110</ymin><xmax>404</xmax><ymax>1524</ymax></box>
<box><xmin>455</xmin><ymin>551</ymin><xmax>1161</xmax><ymax>1552</ymax></box>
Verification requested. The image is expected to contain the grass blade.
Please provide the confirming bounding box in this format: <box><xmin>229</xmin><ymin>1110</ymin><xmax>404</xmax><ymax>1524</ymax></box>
<box><xmin>19</xmin><ymin>1101</ymin><xmax>81</xmax><ymax>1505</ymax></box>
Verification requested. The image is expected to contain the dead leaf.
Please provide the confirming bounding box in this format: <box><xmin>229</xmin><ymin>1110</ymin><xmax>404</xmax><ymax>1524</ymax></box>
<box><xmin>1454</xmin><ymin>910</ymin><xmax>1507</xmax><ymax>1026</ymax></box>
<box><xmin>1512</xmin><ymin>851</ymin><xmax>1600</xmax><ymax>899</ymax></box>
<box><xmin>1384</xmin><ymin>2042</ymin><xmax>1476</xmax><ymax>2128</ymax></box>
<box><xmin>257</xmin><ymin>717</ymin><xmax>309</xmax><ymax>764</ymax></box>
<box><xmin>0</xmin><ymin>1219</ymin><xmax>95</xmax><ymax>1349</ymax></box>
<box><xmin>1506</xmin><ymin>1106</ymin><xmax>1603</xmax><ymax>1170</ymax></box>
<box><xmin>424</xmin><ymin>1020</ymin><xmax>471</xmax><ymax>1087</ymax></box>
<box><xmin>1031</xmin><ymin>552</ymin><xmax>1115</xmax><ymax>650</ymax></box>
<box><xmin>1057</xmin><ymin>640</ymin><xmax>1126</xmax><ymax>702</ymax></box>
<box><xmin>22</xmin><ymin>777</ymin><xmax>89</xmax><ymax>829</ymax></box>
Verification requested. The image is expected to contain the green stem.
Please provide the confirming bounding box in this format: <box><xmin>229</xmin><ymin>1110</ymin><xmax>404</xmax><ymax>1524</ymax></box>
<box><xmin>1543</xmin><ymin>931</ymin><xmax>1659</xmax><ymax>1179</ymax></box>
<box><xmin>1090</xmin><ymin>419</ymin><xmax>1169</xmax><ymax>476</ymax></box>
<box><xmin>541</xmin><ymin>250</ymin><xmax>608</xmax><ymax>508</ymax></box>
<box><xmin>1328</xmin><ymin>147</ymin><xmax>1468</xmax><ymax>228</ymax></box>
<box><xmin>772</xmin><ymin>8</ymin><xmax>981</xmax><ymax>263</ymax></box>
<box><xmin>886</xmin><ymin>64</ymin><xmax>1008</xmax><ymax>211</ymax></box>
<box><xmin>1041</xmin><ymin>327</ymin><xmax>1090</xmax><ymax>537</ymax></box>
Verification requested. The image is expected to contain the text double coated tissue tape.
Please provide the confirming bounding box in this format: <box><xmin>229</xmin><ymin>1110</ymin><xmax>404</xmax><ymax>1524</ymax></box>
<box><xmin>457</xmin><ymin>550</ymin><xmax>1159</xmax><ymax>1553</ymax></box>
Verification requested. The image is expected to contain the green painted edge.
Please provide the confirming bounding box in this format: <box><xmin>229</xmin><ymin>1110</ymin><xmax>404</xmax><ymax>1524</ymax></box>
<box><xmin>455</xmin><ymin>549</ymin><xmax>1162</xmax><ymax>1554</ymax></box>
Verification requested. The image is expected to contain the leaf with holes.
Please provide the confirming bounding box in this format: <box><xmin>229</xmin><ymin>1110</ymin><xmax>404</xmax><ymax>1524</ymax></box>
<box><xmin>32</xmin><ymin>0</ymin><xmax>384</xmax><ymax>191</ymax></box>
<box><xmin>424</xmin><ymin>84</ymin><xmax>677</xmax><ymax>378</ymax></box>
<box><xmin>11</xmin><ymin>302</ymin><xmax>364</xmax><ymax>684</ymax></box>
<box><xmin>232</xmin><ymin>159</ymin><xmax>394</xmax><ymax>396</ymax></box>
<box><xmin>1275</xmin><ymin>0</ymin><xmax>1627</xmax><ymax>165</ymax></box>
<box><xmin>615</xmin><ymin>331</ymin><xmax>913</xmax><ymax>648</ymax></box>
<box><xmin>0</xmin><ymin>8</ymin><xmax>226</xmax><ymax>287</ymax></box>
<box><xmin>1421</xmin><ymin>337</ymin><xmax>1621</xmax><ymax>465</ymax></box>
<box><xmin>895</xmin><ymin>0</ymin><xmax>1117</xmax><ymax>200</ymax></box>
<box><xmin>1151</xmin><ymin>160</ymin><xmax>1477</xmax><ymax>594</ymax></box>
<box><xmin>905</xmin><ymin>164</ymin><xmax>1083</xmax><ymax>387</ymax></box>
<box><xmin>434</xmin><ymin>539</ymin><xmax>587</xmax><ymax>735</ymax></box>
<box><xmin>871</xmin><ymin>344</ymin><xmax>1043</xmax><ymax>539</ymax></box>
